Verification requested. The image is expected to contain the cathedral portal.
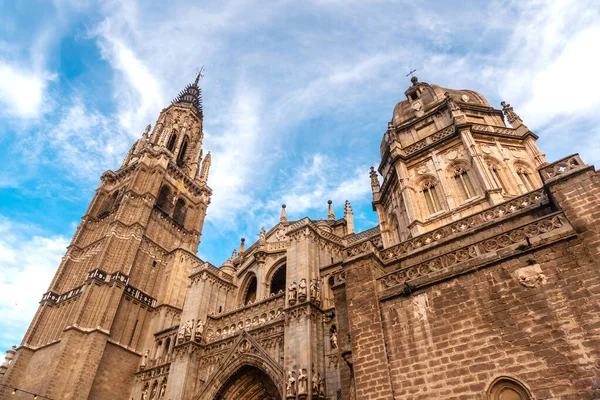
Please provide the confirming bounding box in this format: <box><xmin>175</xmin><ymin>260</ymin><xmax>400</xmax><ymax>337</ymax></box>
<box><xmin>214</xmin><ymin>365</ymin><xmax>281</xmax><ymax>400</ymax></box>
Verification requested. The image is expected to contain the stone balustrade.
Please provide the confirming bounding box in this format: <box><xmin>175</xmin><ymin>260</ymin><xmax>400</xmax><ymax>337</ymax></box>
<box><xmin>538</xmin><ymin>154</ymin><xmax>589</xmax><ymax>183</ymax></box>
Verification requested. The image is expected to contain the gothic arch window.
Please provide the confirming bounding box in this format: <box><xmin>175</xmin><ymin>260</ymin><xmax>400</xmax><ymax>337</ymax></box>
<box><xmin>453</xmin><ymin>167</ymin><xmax>475</xmax><ymax>201</ymax></box>
<box><xmin>177</xmin><ymin>136</ymin><xmax>189</xmax><ymax>165</ymax></box>
<box><xmin>516</xmin><ymin>166</ymin><xmax>536</xmax><ymax>192</ymax></box>
<box><xmin>487</xmin><ymin>160</ymin><xmax>509</xmax><ymax>193</ymax></box>
<box><xmin>173</xmin><ymin>198</ymin><xmax>187</xmax><ymax>226</ymax></box>
<box><xmin>98</xmin><ymin>191</ymin><xmax>119</xmax><ymax>217</ymax></box>
<box><xmin>421</xmin><ymin>180</ymin><xmax>442</xmax><ymax>215</ymax></box>
<box><xmin>243</xmin><ymin>275</ymin><xmax>258</xmax><ymax>305</ymax></box>
<box><xmin>167</xmin><ymin>131</ymin><xmax>178</xmax><ymax>152</ymax></box>
<box><xmin>156</xmin><ymin>185</ymin><xmax>173</xmax><ymax>214</ymax></box>
<box><xmin>269</xmin><ymin>264</ymin><xmax>286</xmax><ymax>295</ymax></box>
<box><xmin>487</xmin><ymin>377</ymin><xmax>532</xmax><ymax>400</ymax></box>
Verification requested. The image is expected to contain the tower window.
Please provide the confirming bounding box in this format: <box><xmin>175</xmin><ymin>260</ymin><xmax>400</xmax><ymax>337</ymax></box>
<box><xmin>167</xmin><ymin>132</ymin><xmax>177</xmax><ymax>152</ymax></box>
<box><xmin>156</xmin><ymin>185</ymin><xmax>173</xmax><ymax>213</ymax></box>
<box><xmin>98</xmin><ymin>191</ymin><xmax>119</xmax><ymax>217</ymax></box>
<box><xmin>488</xmin><ymin>163</ymin><xmax>507</xmax><ymax>193</ymax></box>
<box><xmin>453</xmin><ymin>167</ymin><xmax>475</xmax><ymax>201</ymax></box>
<box><xmin>244</xmin><ymin>276</ymin><xmax>257</xmax><ymax>305</ymax></box>
<box><xmin>173</xmin><ymin>198</ymin><xmax>187</xmax><ymax>226</ymax></box>
<box><xmin>517</xmin><ymin>167</ymin><xmax>535</xmax><ymax>191</ymax></box>
<box><xmin>422</xmin><ymin>181</ymin><xmax>441</xmax><ymax>215</ymax></box>
<box><xmin>177</xmin><ymin>136</ymin><xmax>189</xmax><ymax>166</ymax></box>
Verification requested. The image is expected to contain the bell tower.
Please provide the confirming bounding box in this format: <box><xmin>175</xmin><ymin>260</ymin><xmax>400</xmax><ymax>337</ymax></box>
<box><xmin>0</xmin><ymin>74</ymin><xmax>212</xmax><ymax>400</ymax></box>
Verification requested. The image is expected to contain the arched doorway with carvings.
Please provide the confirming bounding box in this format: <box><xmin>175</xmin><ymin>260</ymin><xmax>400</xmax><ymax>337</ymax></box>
<box><xmin>215</xmin><ymin>364</ymin><xmax>281</xmax><ymax>400</ymax></box>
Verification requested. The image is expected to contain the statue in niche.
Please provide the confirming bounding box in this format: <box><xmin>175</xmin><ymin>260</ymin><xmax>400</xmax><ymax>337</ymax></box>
<box><xmin>310</xmin><ymin>278</ymin><xmax>320</xmax><ymax>305</ymax></box>
<box><xmin>184</xmin><ymin>319</ymin><xmax>194</xmax><ymax>341</ymax></box>
<box><xmin>288</xmin><ymin>281</ymin><xmax>298</xmax><ymax>305</ymax></box>
<box><xmin>312</xmin><ymin>369</ymin><xmax>319</xmax><ymax>394</ymax></box>
<box><xmin>159</xmin><ymin>382</ymin><xmax>167</xmax><ymax>398</ymax></box>
<box><xmin>141</xmin><ymin>388</ymin><xmax>148</xmax><ymax>400</ymax></box>
<box><xmin>140</xmin><ymin>350</ymin><xmax>149</xmax><ymax>369</ymax></box>
<box><xmin>149</xmin><ymin>384</ymin><xmax>157</xmax><ymax>400</ymax></box>
<box><xmin>298</xmin><ymin>278</ymin><xmax>307</xmax><ymax>302</ymax></box>
<box><xmin>297</xmin><ymin>369</ymin><xmax>308</xmax><ymax>395</ymax></box>
<box><xmin>318</xmin><ymin>374</ymin><xmax>325</xmax><ymax>396</ymax></box>
<box><xmin>195</xmin><ymin>320</ymin><xmax>204</xmax><ymax>341</ymax></box>
<box><xmin>330</xmin><ymin>329</ymin><xmax>338</xmax><ymax>349</ymax></box>
<box><xmin>177</xmin><ymin>324</ymin><xmax>185</xmax><ymax>343</ymax></box>
<box><xmin>286</xmin><ymin>370</ymin><xmax>296</xmax><ymax>397</ymax></box>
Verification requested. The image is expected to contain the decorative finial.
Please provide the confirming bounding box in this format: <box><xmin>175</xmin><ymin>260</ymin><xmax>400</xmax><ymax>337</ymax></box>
<box><xmin>195</xmin><ymin>66</ymin><xmax>205</xmax><ymax>86</ymax></box>
<box><xmin>280</xmin><ymin>204</ymin><xmax>288</xmax><ymax>223</ymax></box>
<box><xmin>445</xmin><ymin>91</ymin><xmax>459</xmax><ymax>111</ymax></box>
<box><xmin>239</xmin><ymin>238</ymin><xmax>245</xmax><ymax>254</ymax></box>
<box><xmin>344</xmin><ymin>200</ymin><xmax>354</xmax><ymax>234</ymax></box>
<box><xmin>143</xmin><ymin>124</ymin><xmax>151</xmax><ymax>138</ymax></box>
<box><xmin>327</xmin><ymin>200</ymin><xmax>335</xmax><ymax>220</ymax></box>
<box><xmin>370</xmin><ymin>167</ymin><xmax>380</xmax><ymax>192</ymax></box>
<box><xmin>199</xmin><ymin>151</ymin><xmax>211</xmax><ymax>183</ymax></box>
<box><xmin>501</xmin><ymin>101</ymin><xmax>523</xmax><ymax>128</ymax></box>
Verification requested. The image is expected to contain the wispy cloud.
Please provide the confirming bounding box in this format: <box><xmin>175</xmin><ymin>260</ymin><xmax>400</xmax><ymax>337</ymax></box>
<box><xmin>0</xmin><ymin>62</ymin><xmax>54</xmax><ymax>119</ymax></box>
<box><xmin>0</xmin><ymin>216</ymin><xmax>69</xmax><ymax>350</ymax></box>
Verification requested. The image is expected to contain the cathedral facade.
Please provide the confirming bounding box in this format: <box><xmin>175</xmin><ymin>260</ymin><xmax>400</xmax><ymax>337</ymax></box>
<box><xmin>1</xmin><ymin>75</ymin><xmax>599</xmax><ymax>400</ymax></box>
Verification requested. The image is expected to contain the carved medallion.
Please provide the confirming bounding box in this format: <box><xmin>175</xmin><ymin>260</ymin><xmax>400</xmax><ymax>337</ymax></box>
<box><xmin>480</xmin><ymin>144</ymin><xmax>492</xmax><ymax>154</ymax></box>
<box><xmin>461</xmin><ymin>94</ymin><xmax>470</xmax><ymax>102</ymax></box>
<box><xmin>446</xmin><ymin>149</ymin><xmax>458</xmax><ymax>160</ymax></box>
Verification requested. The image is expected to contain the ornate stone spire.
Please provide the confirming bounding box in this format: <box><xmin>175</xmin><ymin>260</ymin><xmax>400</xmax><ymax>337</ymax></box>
<box><xmin>344</xmin><ymin>200</ymin><xmax>354</xmax><ymax>234</ymax></box>
<box><xmin>280</xmin><ymin>204</ymin><xmax>288</xmax><ymax>223</ymax></box>
<box><xmin>327</xmin><ymin>200</ymin><xmax>335</xmax><ymax>220</ymax></box>
<box><xmin>199</xmin><ymin>151</ymin><xmax>211</xmax><ymax>183</ymax></box>
<box><xmin>501</xmin><ymin>101</ymin><xmax>523</xmax><ymax>128</ymax></box>
<box><xmin>370</xmin><ymin>167</ymin><xmax>380</xmax><ymax>193</ymax></box>
<box><xmin>172</xmin><ymin>72</ymin><xmax>203</xmax><ymax>114</ymax></box>
<box><xmin>239</xmin><ymin>238</ymin><xmax>245</xmax><ymax>254</ymax></box>
<box><xmin>142</xmin><ymin>124</ymin><xmax>151</xmax><ymax>139</ymax></box>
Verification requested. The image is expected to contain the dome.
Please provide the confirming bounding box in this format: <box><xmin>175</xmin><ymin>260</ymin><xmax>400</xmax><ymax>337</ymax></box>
<box><xmin>391</xmin><ymin>78</ymin><xmax>490</xmax><ymax>127</ymax></box>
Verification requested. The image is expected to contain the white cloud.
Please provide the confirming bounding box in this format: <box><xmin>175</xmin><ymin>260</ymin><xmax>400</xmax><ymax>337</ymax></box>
<box><xmin>0</xmin><ymin>62</ymin><xmax>53</xmax><ymax>119</ymax></box>
<box><xmin>0</xmin><ymin>216</ymin><xmax>69</xmax><ymax>350</ymax></box>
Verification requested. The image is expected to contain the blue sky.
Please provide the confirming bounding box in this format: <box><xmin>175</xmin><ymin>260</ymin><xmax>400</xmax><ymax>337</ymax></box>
<box><xmin>1</xmin><ymin>0</ymin><xmax>599</xmax><ymax>353</ymax></box>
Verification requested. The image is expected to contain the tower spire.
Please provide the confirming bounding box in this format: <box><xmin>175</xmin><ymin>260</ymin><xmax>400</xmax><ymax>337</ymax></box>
<box><xmin>172</xmin><ymin>73</ymin><xmax>203</xmax><ymax>114</ymax></box>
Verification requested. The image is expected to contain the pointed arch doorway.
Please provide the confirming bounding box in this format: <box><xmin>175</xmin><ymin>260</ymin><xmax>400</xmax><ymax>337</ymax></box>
<box><xmin>215</xmin><ymin>365</ymin><xmax>281</xmax><ymax>400</ymax></box>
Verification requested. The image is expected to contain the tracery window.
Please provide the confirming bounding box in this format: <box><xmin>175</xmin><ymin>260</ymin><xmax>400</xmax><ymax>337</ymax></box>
<box><xmin>167</xmin><ymin>132</ymin><xmax>178</xmax><ymax>152</ymax></box>
<box><xmin>177</xmin><ymin>136</ymin><xmax>189</xmax><ymax>165</ymax></box>
<box><xmin>422</xmin><ymin>181</ymin><xmax>441</xmax><ymax>215</ymax></box>
<box><xmin>517</xmin><ymin>167</ymin><xmax>535</xmax><ymax>191</ymax></box>
<box><xmin>453</xmin><ymin>167</ymin><xmax>475</xmax><ymax>201</ymax></box>
<box><xmin>244</xmin><ymin>275</ymin><xmax>258</xmax><ymax>305</ymax></box>
<box><xmin>488</xmin><ymin>163</ymin><xmax>507</xmax><ymax>193</ymax></box>
<box><xmin>98</xmin><ymin>191</ymin><xmax>119</xmax><ymax>217</ymax></box>
<box><xmin>156</xmin><ymin>185</ymin><xmax>173</xmax><ymax>214</ymax></box>
<box><xmin>173</xmin><ymin>198</ymin><xmax>187</xmax><ymax>226</ymax></box>
<box><xmin>487</xmin><ymin>377</ymin><xmax>532</xmax><ymax>400</ymax></box>
<box><xmin>269</xmin><ymin>264</ymin><xmax>286</xmax><ymax>295</ymax></box>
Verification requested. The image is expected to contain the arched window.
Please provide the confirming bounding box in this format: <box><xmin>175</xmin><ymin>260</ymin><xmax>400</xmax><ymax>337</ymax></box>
<box><xmin>177</xmin><ymin>136</ymin><xmax>189</xmax><ymax>165</ymax></box>
<box><xmin>488</xmin><ymin>162</ymin><xmax>507</xmax><ymax>193</ymax></box>
<box><xmin>156</xmin><ymin>185</ymin><xmax>173</xmax><ymax>213</ymax></box>
<box><xmin>173</xmin><ymin>198</ymin><xmax>187</xmax><ymax>226</ymax></box>
<box><xmin>453</xmin><ymin>167</ymin><xmax>475</xmax><ymax>201</ymax></box>
<box><xmin>244</xmin><ymin>276</ymin><xmax>257</xmax><ymax>305</ymax></box>
<box><xmin>98</xmin><ymin>191</ymin><xmax>119</xmax><ymax>217</ymax></box>
<box><xmin>517</xmin><ymin>167</ymin><xmax>535</xmax><ymax>191</ymax></box>
<box><xmin>487</xmin><ymin>377</ymin><xmax>532</xmax><ymax>400</ymax></box>
<box><xmin>167</xmin><ymin>132</ymin><xmax>177</xmax><ymax>152</ymax></box>
<box><xmin>269</xmin><ymin>264</ymin><xmax>286</xmax><ymax>295</ymax></box>
<box><xmin>422</xmin><ymin>181</ymin><xmax>441</xmax><ymax>215</ymax></box>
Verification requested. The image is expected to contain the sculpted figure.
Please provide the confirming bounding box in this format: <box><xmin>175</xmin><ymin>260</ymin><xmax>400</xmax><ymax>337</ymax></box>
<box><xmin>177</xmin><ymin>324</ymin><xmax>185</xmax><ymax>343</ymax></box>
<box><xmin>159</xmin><ymin>383</ymin><xmax>166</xmax><ymax>397</ymax></box>
<box><xmin>141</xmin><ymin>388</ymin><xmax>148</xmax><ymax>400</ymax></box>
<box><xmin>286</xmin><ymin>370</ymin><xmax>296</xmax><ymax>396</ymax></box>
<box><xmin>140</xmin><ymin>350</ymin><xmax>149</xmax><ymax>369</ymax></box>
<box><xmin>330</xmin><ymin>330</ymin><xmax>338</xmax><ymax>349</ymax></box>
<box><xmin>318</xmin><ymin>374</ymin><xmax>325</xmax><ymax>396</ymax></box>
<box><xmin>288</xmin><ymin>281</ymin><xmax>298</xmax><ymax>305</ymax></box>
<box><xmin>259</xmin><ymin>226</ymin><xmax>266</xmax><ymax>240</ymax></box>
<box><xmin>310</xmin><ymin>279</ymin><xmax>320</xmax><ymax>304</ymax></box>
<box><xmin>297</xmin><ymin>368</ymin><xmax>308</xmax><ymax>395</ymax></box>
<box><xmin>312</xmin><ymin>370</ymin><xmax>319</xmax><ymax>394</ymax></box>
<box><xmin>298</xmin><ymin>278</ymin><xmax>307</xmax><ymax>302</ymax></box>
<box><xmin>195</xmin><ymin>320</ymin><xmax>204</xmax><ymax>341</ymax></box>
<box><xmin>184</xmin><ymin>319</ymin><xmax>194</xmax><ymax>341</ymax></box>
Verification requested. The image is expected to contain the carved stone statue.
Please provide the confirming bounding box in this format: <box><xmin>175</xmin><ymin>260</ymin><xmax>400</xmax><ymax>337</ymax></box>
<box><xmin>318</xmin><ymin>374</ymin><xmax>325</xmax><ymax>396</ymax></box>
<box><xmin>149</xmin><ymin>384</ymin><xmax>157</xmax><ymax>400</ymax></box>
<box><xmin>330</xmin><ymin>330</ymin><xmax>338</xmax><ymax>349</ymax></box>
<box><xmin>159</xmin><ymin>383</ymin><xmax>167</xmax><ymax>397</ymax></box>
<box><xmin>288</xmin><ymin>281</ymin><xmax>298</xmax><ymax>305</ymax></box>
<box><xmin>259</xmin><ymin>226</ymin><xmax>266</xmax><ymax>240</ymax></box>
<box><xmin>310</xmin><ymin>279</ymin><xmax>320</xmax><ymax>305</ymax></box>
<box><xmin>286</xmin><ymin>370</ymin><xmax>296</xmax><ymax>397</ymax></box>
<box><xmin>141</xmin><ymin>388</ymin><xmax>148</xmax><ymax>400</ymax></box>
<box><xmin>177</xmin><ymin>324</ymin><xmax>185</xmax><ymax>343</ymax></box>
<box><xmin>312</xmin><ymin>370</ymin><xmax>319</xmax><ymax>394</ymax></box>
<box><xmin>297</xmin><ymin>368</ymin><xmax>308</xmax><ymax>395</ymax></box>
<box><xmin>195</xmin><ymin>320</ymin><xmax>204</xmax><ymax>341</ymax></box>
<box><xmin>140</xmin><ymin>350</ymin><xmax>149</xmax><ymax>369</ymax></box>
<box><xmin>184</xmin><ymin>319</ymin><xmax>194</xmax><ymax>341</ymax></box>
<box><xmin>298</xmin><ymin>278</ymin><xmax>307</xmax><ymax>302</ymax></box>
